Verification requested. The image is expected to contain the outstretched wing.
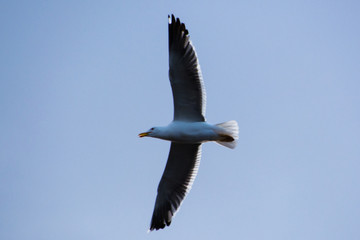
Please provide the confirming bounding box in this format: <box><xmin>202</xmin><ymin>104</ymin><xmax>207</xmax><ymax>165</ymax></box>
<box><xmin>168</xmin><ymin>14</ymin><xmax>206</xmax><ymax>122</ymax></box>
<box><xmin>149</xmin><ymin>143</ymin><xmax>202</xmax><ymax>231</ymax></box>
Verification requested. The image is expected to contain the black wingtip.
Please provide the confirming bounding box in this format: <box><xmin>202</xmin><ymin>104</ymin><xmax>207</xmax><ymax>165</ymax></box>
<box><xmin>149</xmin><ymin>221</ymin><xmax>171</xmax><ymax>231</ymax></box>
<box><xmin>168</xmin><ymin>14</ymin><xmax>189</xmax><ymax>36</ymax></box>
<box><xmin>149</xmin><ymin>206</ymin><xmax>173</xmax><ymax>231</ymax></box>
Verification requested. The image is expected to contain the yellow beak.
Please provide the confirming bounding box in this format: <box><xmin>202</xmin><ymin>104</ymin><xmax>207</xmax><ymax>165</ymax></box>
<box><xmin>138</xmin><ymin>132</ymin><xmax>149</xmax><ymax>138</ymax></box>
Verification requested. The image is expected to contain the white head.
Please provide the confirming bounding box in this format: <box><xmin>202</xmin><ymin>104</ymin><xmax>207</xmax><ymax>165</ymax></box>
<box><xmin>138</xmin><ymin>127</ymin><xmax>161</xmax><ymax>138</ymax></box>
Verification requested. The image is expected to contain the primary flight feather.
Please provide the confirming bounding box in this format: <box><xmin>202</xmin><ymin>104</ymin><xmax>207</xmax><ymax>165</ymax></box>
<box><xmin>139</xmin><ymin>14</ymin><xmax>239</xmax><ymax>231</ymax></box>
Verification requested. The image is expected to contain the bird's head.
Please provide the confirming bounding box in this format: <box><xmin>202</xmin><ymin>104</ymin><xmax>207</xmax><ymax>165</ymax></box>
<box><xmin>138</xmin><ymin>127</ymin><xmax>158</xmax><ymax>138</ymax></box>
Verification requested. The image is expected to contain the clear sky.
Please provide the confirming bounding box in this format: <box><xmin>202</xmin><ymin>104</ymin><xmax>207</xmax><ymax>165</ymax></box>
<box><xmin>1</xmin><ymin>1</ymin><xmax>360</xmax><ymax>239</ymax></box>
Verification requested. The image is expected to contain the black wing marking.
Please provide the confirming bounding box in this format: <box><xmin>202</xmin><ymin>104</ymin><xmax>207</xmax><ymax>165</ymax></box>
<box><xmin>149</xmin><ymin>142</ymin><xmax>202</xmax><ymax>231</ymax></box>
<box><xmin>168</xmin><ymin>14</ymin><xmax>206</xmax><ymax>122</ymax></box>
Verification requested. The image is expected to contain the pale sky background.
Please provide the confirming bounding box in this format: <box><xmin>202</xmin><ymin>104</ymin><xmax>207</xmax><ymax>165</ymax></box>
<box><xmin>1</xmin><ymin>1</ymin><xmax>360</xmax><ymax>239</ymax></box>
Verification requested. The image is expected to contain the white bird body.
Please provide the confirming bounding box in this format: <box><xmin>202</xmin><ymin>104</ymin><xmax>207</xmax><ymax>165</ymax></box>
<box><xmin>139</xmin><ymin>15</ymin><xmax>238</xmax><ymax>231</ymax></box>
<box><xmin>146</xmin><ymin>120</ymin><xmax>238</xmax><ymax>147</ymax></box>
<box><xmin>150</xmin><ymin>121</ymin><xmax>219</xmax><ymax>143</ymax></box>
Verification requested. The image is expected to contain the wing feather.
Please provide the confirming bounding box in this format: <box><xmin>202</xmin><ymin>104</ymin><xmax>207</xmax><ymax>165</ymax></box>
<box><xmin>168</xmin><ymin>15</ymin><xmax>206</xmax><ymax>122</ymax></box>
<box><xmin>149</xmin><ymin>143</ymin><xmax>202</xmax><ymax>231</ymax></box>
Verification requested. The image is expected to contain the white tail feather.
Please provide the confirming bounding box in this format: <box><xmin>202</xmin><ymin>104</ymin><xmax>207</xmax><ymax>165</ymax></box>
<box><xmin>214</xmin><ymin>120</ymin><xmax>239</xmax><ymax>149</ymax></box>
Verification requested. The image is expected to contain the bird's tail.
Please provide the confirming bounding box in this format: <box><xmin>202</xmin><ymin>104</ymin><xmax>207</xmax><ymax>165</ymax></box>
<box><xmin>214</xmin><ymin>120</ymin><xmax>239</xmax><ymax>149</ymax></box>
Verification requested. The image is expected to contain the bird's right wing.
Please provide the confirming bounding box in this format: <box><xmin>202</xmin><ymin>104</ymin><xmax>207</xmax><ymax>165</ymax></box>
<box><xmin>168</xmin><ymin>14</ymin><xmax>206</xmax><ymax>122</ymax></box>
<box><xmin>149</xmin><ymin>142</ymin><xmax>202</xmax><ymax>231</ymax></box>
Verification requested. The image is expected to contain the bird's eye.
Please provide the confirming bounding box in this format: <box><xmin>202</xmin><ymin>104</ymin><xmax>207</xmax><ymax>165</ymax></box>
<box><xmin>150</xmin><ymin>127</ymin><xmax>154</xmax><ymax>131</ymax></box>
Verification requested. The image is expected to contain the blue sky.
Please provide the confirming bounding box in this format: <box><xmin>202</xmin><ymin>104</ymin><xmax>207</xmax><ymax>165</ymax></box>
<box><xmin>1</xmin><ymin>1</ymin><xmax>360</xmax><ymax>239</ymax></box>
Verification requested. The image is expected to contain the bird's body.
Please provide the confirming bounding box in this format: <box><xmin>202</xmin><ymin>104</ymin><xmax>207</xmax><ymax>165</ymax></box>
<box><xmin>145</xmin><ymin>121</ymin><xmax>224</xmax><ymax>143</ymax></box>
<box><xmin>139</xmin><ymin>15</ymin><xmax>238</xmax><ymax>231</ymax></box>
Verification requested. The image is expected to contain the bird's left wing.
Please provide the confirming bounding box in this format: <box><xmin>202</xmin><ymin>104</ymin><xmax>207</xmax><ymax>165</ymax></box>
<box><xmin>149</xmin><ymin>142</ymin><xmax>202</xmax><ymax>231</ymax></box>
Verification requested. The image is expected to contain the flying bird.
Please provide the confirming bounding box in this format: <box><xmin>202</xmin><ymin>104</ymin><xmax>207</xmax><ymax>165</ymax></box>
<box><xmin>139</xmin><ymin>14</ymin><xmax>238</xmax><ymax>231</ymax></box>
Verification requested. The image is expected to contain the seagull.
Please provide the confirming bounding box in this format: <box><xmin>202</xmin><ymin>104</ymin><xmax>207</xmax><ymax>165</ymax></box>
<box><xmin>139</xmin><ymin>14</ymin><xmax>239</xmax><ymax>231</ymax></box>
